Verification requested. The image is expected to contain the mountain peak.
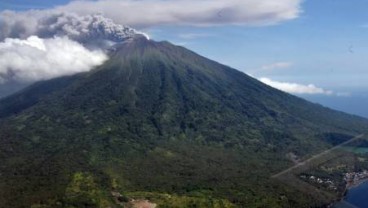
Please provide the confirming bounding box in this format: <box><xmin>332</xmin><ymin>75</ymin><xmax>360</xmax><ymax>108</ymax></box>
<box><xmin>107</xmin><ymin>36</ymin><xmax>160</xmax><ymax>57</ymax></box>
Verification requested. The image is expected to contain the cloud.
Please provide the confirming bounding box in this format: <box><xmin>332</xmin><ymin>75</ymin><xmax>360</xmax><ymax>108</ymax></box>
<box><xmin>259</xmin><ymin>77</ymin><xmax>334</xmax><ymax>95</ymax></box>
<box><xmin>247</xmin><ymin>62</ymin><xmax>293</xmax><ymax>75</ymax></box>
<box><xmin>260</xmin><ymin>62</ymin><xmax>293</xmax><ymax>71</ymax></box>
<box><xmin>178</xmin><ymin>33</ymin><xmax>214</xmax><ymax>40</ymax></box>
<box><xmin>336</xmin><ymin>92</ymin><xmax>351</xmax><ymax>97</ymax></box>
<box><xmin>53</xmin><ymin>0</ymin><xmax>302</xmax><ymax>28</ymax></box>
<box><xmin>0</xmin><ymin>36</ymin><xmax>107</xmax><ymax>83</ymax></box>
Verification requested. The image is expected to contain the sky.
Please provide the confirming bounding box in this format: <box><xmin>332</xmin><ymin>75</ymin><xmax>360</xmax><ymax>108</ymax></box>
<box><xmin>0</xmin><ymin>0</ymin><xmax>367</xmax><ymax>117</ymax></box>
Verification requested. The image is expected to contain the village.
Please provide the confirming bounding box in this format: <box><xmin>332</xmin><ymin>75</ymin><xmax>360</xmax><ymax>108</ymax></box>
<box><xmin>298</xmin><ymin>170</ymin><xmax>368</xmax><ymax>192</ymax></box>
<box><xmin>299</xmin><ymin>174</ymin><xmax>337</xmax><ymax>191</ymax></box>
<box><xmin>344</xmin><ymin>170</ymin><xmax>368</xmax><ymax>188</ymax></box>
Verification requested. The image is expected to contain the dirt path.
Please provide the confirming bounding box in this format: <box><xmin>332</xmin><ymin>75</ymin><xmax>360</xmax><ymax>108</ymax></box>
<box><xmin>272</xmin><ymin>134</ymin><xmax>365</xmax><ymax>178</ymax></box>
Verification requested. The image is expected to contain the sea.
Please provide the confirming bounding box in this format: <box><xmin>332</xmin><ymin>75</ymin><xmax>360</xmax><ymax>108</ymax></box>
<box><xmin>333</xmin><ymin>181</ymin><xmax>368</xmax><ymax>208</ymax></box>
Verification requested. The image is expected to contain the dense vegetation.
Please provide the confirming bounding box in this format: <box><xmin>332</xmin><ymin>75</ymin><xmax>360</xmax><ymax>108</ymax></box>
<box><xmin>0</xmin><ymin>37</ymin><xmax>367</xmax><ymax>207</ymax></box>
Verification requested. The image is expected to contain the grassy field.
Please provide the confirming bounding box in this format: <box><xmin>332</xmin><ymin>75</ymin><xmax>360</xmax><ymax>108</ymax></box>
<box><xmin>342</xmin><ymin>147</ymin><xmax>368</xmax><ymax>154</ymax></box>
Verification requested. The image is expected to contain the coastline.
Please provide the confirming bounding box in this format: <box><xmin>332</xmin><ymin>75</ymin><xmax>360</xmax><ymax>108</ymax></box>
<box><xmin>345</xmin><ymin>178</ymin><xmax>368</xmax><ymax>190</ymax></box>
<box><xmin>331</xmin><ymin>178</ymin><xmax>368</xmax><ymax>208</ymax></box>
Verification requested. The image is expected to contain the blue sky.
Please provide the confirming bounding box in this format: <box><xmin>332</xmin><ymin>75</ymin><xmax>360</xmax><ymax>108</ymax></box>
<box><xmin>0</xmin><ymin>0</ymin><xmax>367</xmax><ymax>117</ymax></box>
<box><xmin>0</xmin><ymin>0</ymin><xmax>68</xmax><ymax>10</ymax></box>
<box><xmin>148</xmin><ymin>0</ymin><xmax>368</xmax><ymax>92</ymax></box>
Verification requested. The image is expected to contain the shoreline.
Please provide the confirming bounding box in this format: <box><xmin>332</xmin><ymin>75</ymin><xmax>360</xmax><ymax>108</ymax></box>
<box><xmin>345</xmin><ymin>178</ymin><xmax>368</xmax><ymax>190</ymax></box>
<box><xmin>330</xmin><ymin>178</ymin><xmax>368</xmax><ymax>207</ymax></box>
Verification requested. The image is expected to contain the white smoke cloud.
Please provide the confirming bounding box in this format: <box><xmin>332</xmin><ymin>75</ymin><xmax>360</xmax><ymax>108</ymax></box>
<box><xmin>0</xmin><ymin>36</ymin><xmax>107</xmax><ymax>83</ymax></box>
<box><xmin>260</xmin><ymin>62</ymin><xmax>293</xmax><ymax>71</ymax></box>
<box><xmin>54</xmin><ymin>0</ymin><xmax>302</xmax><ymax>27</ymax></box>
<box><xmin>259</xmin><ymin>77</ymin><xmax>334</xmax><ymax>95</ymax></box>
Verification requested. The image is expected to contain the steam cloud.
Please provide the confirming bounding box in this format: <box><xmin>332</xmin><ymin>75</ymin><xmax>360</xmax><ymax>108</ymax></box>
<box><xmin>0</xmin><ymin>36</ymin><xmax>107</xmax><ymax>83</ymax></box>
<box><xmin>259</xmin><ymin>77</ymin><xmax>334</xmax><ymax>95</ymax></box>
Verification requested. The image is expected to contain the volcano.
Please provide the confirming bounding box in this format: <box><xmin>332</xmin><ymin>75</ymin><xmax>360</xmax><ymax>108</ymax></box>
<box><xmin>0</xmin><ymin>37</ymin><xmax>367</xmax><ymax>207</ymax></box>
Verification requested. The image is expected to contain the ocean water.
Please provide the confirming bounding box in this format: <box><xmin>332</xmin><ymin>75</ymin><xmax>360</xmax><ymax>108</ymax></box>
<box><xmin>345</xmin><ymin>181</ymin><xmax>368</xmax><ymax>208</ymax></box>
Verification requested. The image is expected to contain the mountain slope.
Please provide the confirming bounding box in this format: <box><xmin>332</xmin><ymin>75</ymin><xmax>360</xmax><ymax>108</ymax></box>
<box><xmin>0</xmin><ymin>37</ymin><xmax>367</xmax><ymax>208</ymax></box>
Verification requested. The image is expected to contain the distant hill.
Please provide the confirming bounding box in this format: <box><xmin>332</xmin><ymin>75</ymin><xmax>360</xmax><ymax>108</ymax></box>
<box><xmin>0</xmin><ymin>37</ymin><xmax>367</xmax><ymax>208</ymax></box>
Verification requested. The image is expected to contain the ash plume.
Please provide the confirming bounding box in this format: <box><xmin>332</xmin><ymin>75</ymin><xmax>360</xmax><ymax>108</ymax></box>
<box><xmin>0</xmin><ymin>11</ymin><xmax>148</xmax><ymax>48</ymax></box>
<box><xmin>0</xmin><ymin>11</ymin><xmax>148</xmax><ymax>84</ymax></box>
